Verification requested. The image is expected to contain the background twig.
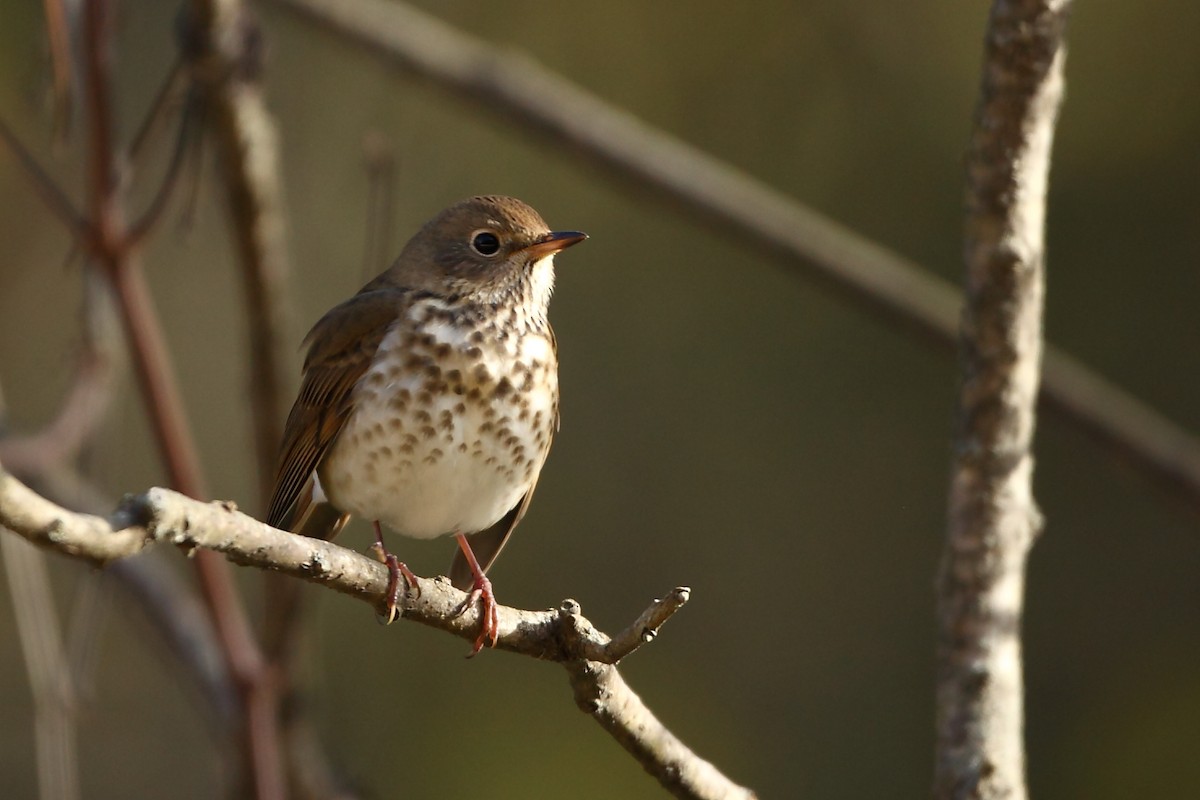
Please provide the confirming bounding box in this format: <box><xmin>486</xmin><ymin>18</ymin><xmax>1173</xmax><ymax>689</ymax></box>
<box><xmin>183</xmin><ymin>0</ymin><xmax>293</xmax><ymax>506</ymax></box>
<box><xmin>77</xmin><ymin>2</ymin><xmax>283</xmax><ymax>795</ymax></box>
<box><xmin>0</xmin><ymin>537</ymin><xmax>79</xmax><ymax>800</ymax></box>
<box><xmin>937</xmin><ymin>2</ymin><xmax>1071</xmax><ymax>798</ymax></box>
<box><xmin>0</xmin><ymin>270</ymin><xmax>117</xmax><ymax>800</ymax></box>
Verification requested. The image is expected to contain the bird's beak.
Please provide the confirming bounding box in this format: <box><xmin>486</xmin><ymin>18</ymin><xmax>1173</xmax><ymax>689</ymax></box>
<box><xmin>523</xmin><ymin>230</ymin><xmax>588</xmax><ymax>259</ymax></box>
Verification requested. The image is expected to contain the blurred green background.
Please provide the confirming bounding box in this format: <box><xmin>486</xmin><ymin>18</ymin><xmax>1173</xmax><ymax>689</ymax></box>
<box><xmin>2</xmin><ymin>1</ymin><xmax>1199</xmax><ymax>798</ymax></box>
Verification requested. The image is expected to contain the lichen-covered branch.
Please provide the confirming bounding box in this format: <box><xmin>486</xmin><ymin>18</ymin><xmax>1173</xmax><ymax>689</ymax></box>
<box><xmin>937</xmin><ymin>2</ymin><xmax>1072</xmax><ymax>798</ymax></box>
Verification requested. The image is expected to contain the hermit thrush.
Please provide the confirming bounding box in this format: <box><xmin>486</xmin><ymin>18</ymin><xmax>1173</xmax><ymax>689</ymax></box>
<box><xmin>266</xmin><ymin>195</ymin><xmax>585</xmax><ymax>654</ymax></box>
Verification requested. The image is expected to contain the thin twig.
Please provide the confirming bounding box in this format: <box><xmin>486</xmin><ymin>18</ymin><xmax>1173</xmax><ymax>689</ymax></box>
<box><xmin>129</xmin><ymin>59</ymin><xmax>186</xmax><ymax>156</ymax></box>
<box><xmin>1</xmin><ymin>537</ymin><xmax>80</xmax><ymax>800</ymax></box>
<box><xmin>81</xmin><ymin>1</ymin><xmax>205</xmax><ymax>498</ymax></box>
<box><xmin>0</xmin><ymin>116</ymin><xmax>90</xmax><ymax>239</ymax></box>
<box><xmin>62</xmin><ymin>572</ymin><xmax>109</xmax><ymax>711</ymax></box>
<box><xmin>361</xmin><ymin>129</ymin><xmax>396</xmax><ymax>279</ymax></box>
<box><xmin>0</xmin><ymin>404</ymin><xmax>236</xmax><ymax>735</ymax></box>
<box><xmin>107</xmin><ymin>554</ymin><xmax>237</xmax><ymax>726</ymax></box>
<box><xmin>0</xmin><ymin>293</ymin><xmax>117</xmax><ymax>478</ymax></box>
<box><xmin>0</xmin><ymin>275</ymin><xmax>120</xmax><ymax>796</ymax></box>
<box><xmin>0</xmin><ymin>459</ymin><xmax>238</xmax><ymax>750</ymax></box>
<box><xmin>183</xmin><ymin>0</ymin><xmax>293</xmax><ymax>507</ymax></box>
<box><xmin>269</xmin><ymin>0</ymin><xmax>1200</xmax><ymax>516</ymax></box>
<box><xmin>77</xmin><ymin>2</ymin><xmax>284</xmax><ymax>796</ymax></box>
<box><xmin>0</xmin><ymin>472</ymin><xmax>758</xmax><ymax>800</ymax></box>
<box><xmin>937</xmin><ymin>2</ymin><xmax>1071</xmax><ymax>798</ymax></box>
<box><xmin>596</xmin><ymin>587</ymin><xmax>691</xmax><ymax>664</ymax></box>
<box><xmin>179</xmin><ymin>5</ymin><xmax>302</xmax><ymax>794</ymax></box>
<box><xmin>127</xmin><ymin>87</ymin><xmax>199</xmax><ymax>245</ymax></box>
<box><xmin>5</xmin><ymin>9</ymin><xmax>258</xmax><ymax>785</ymax></box>
<box><xmin>41</xmin><ymin>0</ymin><xmax>75</xmax><ymax>143</ymax></box>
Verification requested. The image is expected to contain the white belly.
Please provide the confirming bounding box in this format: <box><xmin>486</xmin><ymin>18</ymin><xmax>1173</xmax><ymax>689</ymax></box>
<box><xmin>320</xmin><ymin>316</ymin><xmax>557</xmax><ymax>540</ymax></box>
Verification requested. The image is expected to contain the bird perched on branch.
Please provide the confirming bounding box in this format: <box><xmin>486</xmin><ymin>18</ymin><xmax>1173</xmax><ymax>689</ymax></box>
<box><xmin>267</xmin><ymin>195</ymin><xmax>586</xmax><ymax>654</ymax></box>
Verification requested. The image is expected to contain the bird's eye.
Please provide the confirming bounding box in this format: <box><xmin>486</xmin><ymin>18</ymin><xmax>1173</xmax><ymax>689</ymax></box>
<box><xmin>470</xmin><ymin>231</ymin><xmax>501</xmax><ymax>257</ymax></box>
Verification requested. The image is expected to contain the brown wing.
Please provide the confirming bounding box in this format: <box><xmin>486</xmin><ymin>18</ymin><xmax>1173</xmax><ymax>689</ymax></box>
<box><xmin>266</xmin><ymin>289</ymin><xmax>405</xmax><ymax>530</ymax></box>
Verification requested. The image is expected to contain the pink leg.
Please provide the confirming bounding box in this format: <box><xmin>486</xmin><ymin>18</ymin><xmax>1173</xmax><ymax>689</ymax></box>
<box><xmin>371</xmin><ymin>521</ymin><xmax>418</xmax><ymax>624</ymax></box>
<box><xmin>454</xmin><ymin>532</ymin><xmax>499</xmax><ymax>655</ymax></box>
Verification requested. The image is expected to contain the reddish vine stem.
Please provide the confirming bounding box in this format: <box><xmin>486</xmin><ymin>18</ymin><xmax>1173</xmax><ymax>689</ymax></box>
<box><xmin>41</xmin><ymin>0</ymin><xmax>75</xmax><ymax>140</ymax></box>
<box><xmin>79</xmin><ymin>2</ymin><xmax>284</xmax><ymax>797</ymax></box>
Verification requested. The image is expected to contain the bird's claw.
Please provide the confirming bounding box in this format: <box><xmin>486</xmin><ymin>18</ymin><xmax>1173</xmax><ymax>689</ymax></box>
<box><xmin>371</xmin><ymin>542</ymin><xmax>418</xmax><ymax>624</ymax></box>
<box><xmin>455</xmin><ymin>574</ymin><xmax>499</xmax><ymax>656</ymax></box>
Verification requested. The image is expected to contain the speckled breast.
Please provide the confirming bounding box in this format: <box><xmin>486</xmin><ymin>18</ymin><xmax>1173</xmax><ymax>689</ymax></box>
<box><xmin>320</xmin><ymin>298</ymin><xmax>558</xmax><ymax>540</ymax></box>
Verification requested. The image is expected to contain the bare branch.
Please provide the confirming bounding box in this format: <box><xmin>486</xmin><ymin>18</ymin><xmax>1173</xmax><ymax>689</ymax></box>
<box><xmin>178</xmin><ymin>5</ymin><xmax>320</xmax><ymax>792</ymax></box>
<box><xmin>0</xmin><ymin>469</ymin><xmax>145</xmax><ymax>562</ymax></box>
<box><xmin>937</xmin><ymin>2</ymin><xmax>1071</xmax><ymax>798</ymax></box>
<box><xmin>268</xmin><ymin>0</ymin><xmax>1200</xmax><ymax>516</ymax></box>
<box><xmin>183</xmin><ymin>0</ymin><xmax>294</xmax><ymax>506</ymax></box>
<box><xmin>557</xmin><ymin>598</ymin><xmax>753</xmax><ymax>800</ymax></box>
<box><xmin>78</xmin><ymin>2</ymin><xmax>284</xmax><ymax>794</ymax></box>
<box><xmin>0</xmin><ymin>274</ymin><xmax>238</xmax><ymax>743</ymax></box>
<box><xmin>592</xmin><ymin>587</ymin><xmax>691</xmax><ymax>664</ymax></box>
<box><xmin>0</xmin><ymin>470</ymin><xmax>757</xmax><ymax>800</ymax></box>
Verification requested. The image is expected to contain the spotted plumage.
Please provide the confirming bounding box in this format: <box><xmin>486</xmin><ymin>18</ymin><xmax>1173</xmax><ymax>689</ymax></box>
<box><xmin>266</xmin><ymin>196</ymin><xmax>585</xmax><ymax>653</ymax></box>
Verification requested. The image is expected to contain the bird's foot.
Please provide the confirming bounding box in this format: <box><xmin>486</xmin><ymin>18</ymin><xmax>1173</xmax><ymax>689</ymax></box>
<box><xmin>371</xmin><ymin>521</ymin><xmax>418</xmax><ymax>623</ymax></box>
<box><xmin>453</xmin><ymin>532</ymin><xmax>499</xmax><ymax>655</ymax></box>
<box><xmin>455</xmin><ymin>572</ymin><xmax>499</xmax><ymax>656</ymax></box>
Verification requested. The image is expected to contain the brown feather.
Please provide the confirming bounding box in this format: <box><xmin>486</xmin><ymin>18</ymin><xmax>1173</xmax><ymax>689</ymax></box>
<box><xmin>266</xmin><ymin>289</ymin><xmax>405</xmax><ymax>531</ymax></box>
<box><xmin>446</xmin><ymin>321</ymin><xmax>558</xmax><ymax>586</ymax></box>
